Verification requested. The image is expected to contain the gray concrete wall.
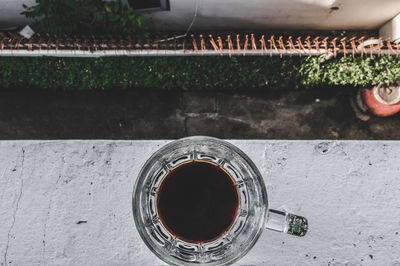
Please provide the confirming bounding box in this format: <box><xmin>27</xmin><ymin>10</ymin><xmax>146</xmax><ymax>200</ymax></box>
<box><xmin>1</xmin><ymin>140</ymin><xmax>400</xmax><ymax>265</ymax></box>
<box><xmin>1</xmin><ymin>0</ymin><xmax>400</xmax><ymax>31</ymax></box>
<box><xmin>143</xmin><ymin>0</ymin><xmax>400</xmax><ymax>31</ymax></box>
<box><xmin>380</xmin><ymin>13</ymin><xmax>400</xmax><ymax>40</ymax></box>
<box><xmin>0</xmin><ymin>0</ymin><xmax>34</xmax><ymax>30</ymax></box>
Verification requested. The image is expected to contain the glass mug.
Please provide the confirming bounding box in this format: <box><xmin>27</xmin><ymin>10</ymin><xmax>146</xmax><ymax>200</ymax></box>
<box><xmin>133</xmin><ymin>136</ymin><xmax>308</xmax><ymax>265</ymax></box>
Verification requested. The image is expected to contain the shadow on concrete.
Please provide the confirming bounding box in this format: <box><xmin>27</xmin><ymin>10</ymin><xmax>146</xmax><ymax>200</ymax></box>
<box><xmin>0</xmin><ymin>87</ymin><xmax>399</xmax><ymax>140</ymax></box>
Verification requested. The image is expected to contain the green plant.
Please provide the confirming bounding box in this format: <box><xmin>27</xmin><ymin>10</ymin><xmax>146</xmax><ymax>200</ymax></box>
<box><xmin>22</xmin><ymin>0</ymin><xmax>142</xmax><ymax>34</ymax></box>
<box><xmin>0</xmin><ymin>56</ymin><xmax>399</xmax><ymax>90</ymax></box>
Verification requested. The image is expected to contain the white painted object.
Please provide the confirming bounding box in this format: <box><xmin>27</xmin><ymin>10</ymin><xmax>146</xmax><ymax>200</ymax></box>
<box><xmin>18</xmin><ymin>25</ymin><xmax>35</xmax><ymax>39</ymax></box>
<box><xmin>356</xmin><ymin>39</ymin><xmax>384</xmax><ymax>51</ymax></box>
<box><xmin>380</xmin><ymin>13</ymin><xmax>400</xmax><ymax>41</ymax></box>
<box><xmin>0</xmin><ymin>48</ymin><xmax>331</xmax><ymax>57</ymax></box>
<box><xmin>1</xmin><ymin>140</ymin><xmax>400</xmax><ymax>265</ymax></box>
<box><xmin>0</xmin><ymin>48</ymin><xmax>396</xmax><ymax>57</ymax></box>
<box><xmin>373</xmin><ymin>84</ymin><xmax>400</xmax><ymax>105</ymax></box>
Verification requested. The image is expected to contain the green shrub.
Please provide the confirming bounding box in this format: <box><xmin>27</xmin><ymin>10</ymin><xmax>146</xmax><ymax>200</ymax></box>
<box><xmin>0</xmin><ymin>56</ymin><xmax>399</xmax><ymax>90</ymax></box>
<box><xmin>22</xmin><ymin>0</ymin><xmax>142</xmax><ymax>34</ymax></box>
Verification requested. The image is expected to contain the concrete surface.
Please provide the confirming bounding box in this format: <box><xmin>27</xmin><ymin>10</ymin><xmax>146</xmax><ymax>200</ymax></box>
<box><xmin>380</xmin><ymin>13</ymin><xmax>400</xmax><ymax>41</ymax></box>
<box><xmin>142</xmin><ymin>0</ymin><xmax>400</xmax><ymax>31</ymax></box>
<box><xmin>2</xmin><ymin>0</ymin><xmax>400</xmax><ymax>31</ymax></box>
<box><xmin>0</xmin><ymin>0</ymin><xmax>34</xmax><ymax>30</ymax></box>
<box><xmin>0</xmin><ymin>88</ymin><xmax>400</xmax><ymax>140</ymax></box>
<box><xmin>1</xmin><ymin>140</ymin><xmax>400</xmax><ymax>265</ymax></box>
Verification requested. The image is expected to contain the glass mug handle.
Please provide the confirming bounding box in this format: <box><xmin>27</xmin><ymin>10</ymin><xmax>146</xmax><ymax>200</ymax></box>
<box><xmin>266</xmin><ymin>209</ymin><xmax>308</xmax><ymax>237</ymax></box>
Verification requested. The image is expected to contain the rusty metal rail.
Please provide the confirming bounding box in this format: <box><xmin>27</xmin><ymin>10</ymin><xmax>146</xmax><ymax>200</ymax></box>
<box><xmin>0</xmin><ymin>32</ymin><xmax>399</xmax><ymax>57</ymax></box>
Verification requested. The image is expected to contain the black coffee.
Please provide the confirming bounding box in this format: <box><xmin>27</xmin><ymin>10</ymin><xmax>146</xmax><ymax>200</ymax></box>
<box><xmin>157</xmin><ymin>161</ymin><xmax>239</xmax><ymax>243</ymax></box>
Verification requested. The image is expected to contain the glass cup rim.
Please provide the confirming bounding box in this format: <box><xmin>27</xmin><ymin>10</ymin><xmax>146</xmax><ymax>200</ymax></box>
<box><xmin>133</xmin><ymin>136</ymin><xmax>269</xmax><ymax>266</ymax></box>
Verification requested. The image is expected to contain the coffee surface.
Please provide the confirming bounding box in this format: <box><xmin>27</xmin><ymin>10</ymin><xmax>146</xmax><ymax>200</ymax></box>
<box><xmin>157</xmin><ymin>161</ymin><xmax>239</xmax><ymax>243</ymax></box>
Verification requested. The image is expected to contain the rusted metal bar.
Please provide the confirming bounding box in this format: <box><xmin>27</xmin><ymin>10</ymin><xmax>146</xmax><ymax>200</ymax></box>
<box><xmin>0</xmin><ymin>31</ymin><xmax>396</xmax><ymax>57</ymax></box>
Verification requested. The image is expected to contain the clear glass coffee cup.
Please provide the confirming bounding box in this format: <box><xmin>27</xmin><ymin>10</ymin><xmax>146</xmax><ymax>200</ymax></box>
<box><xmin>133</xmin><ymin>136</ymin><xmax>308</xmax><ymax>265</ymax></box>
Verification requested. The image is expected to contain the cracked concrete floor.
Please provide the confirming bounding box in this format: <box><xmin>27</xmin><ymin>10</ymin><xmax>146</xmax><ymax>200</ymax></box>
<box><xmin>1</xmin><ymin>140</ymin><xmax>400</xmax><ymax>265</ymax></box>
<box><xmin>0</xmin><ymin>87</ymin><xmax>399</xmax><ymax>139</ymax></box>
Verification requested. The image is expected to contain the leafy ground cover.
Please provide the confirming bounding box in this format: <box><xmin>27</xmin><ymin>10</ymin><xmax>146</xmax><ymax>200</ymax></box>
<box><xmin>0</xmin><ymin>55</ymin><xmax>399</xmax><ymax>90</ymax></box>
